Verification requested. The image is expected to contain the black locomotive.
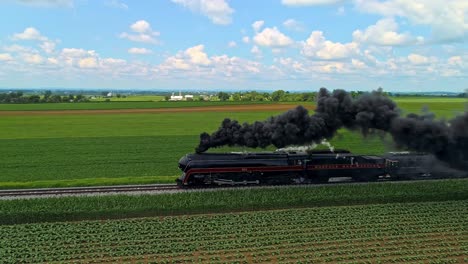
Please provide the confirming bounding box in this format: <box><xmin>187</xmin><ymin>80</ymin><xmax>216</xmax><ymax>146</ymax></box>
<box><xmin>176</xmin><ymin>150</ymin><xmax>453</xmax><ymax>187</ymax></box>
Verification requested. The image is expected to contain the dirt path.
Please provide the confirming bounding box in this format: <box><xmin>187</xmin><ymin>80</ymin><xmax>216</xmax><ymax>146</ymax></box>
<box><xmin>0</xmin><ymin>104</ymin><xmax>314</xmax><ymax>116</ymax></box>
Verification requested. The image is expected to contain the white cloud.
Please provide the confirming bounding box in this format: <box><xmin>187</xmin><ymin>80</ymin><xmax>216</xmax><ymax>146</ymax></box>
<box><xmin>242</xmin><ymin>36</ymin><xmax>250</xmax><ymax>44</ymax></box>
<box><xmin>252</xmin><ymin>20</ymin><xmax>264</xmax><ymax>32</ymax></box>
<box><xmin>351</xmin><ymin>59</ymin><xmax>367</xmax><ymax>69</ymax></box>
<box><xmin>105</xmin><ymin>0</ymin><xmax>128</xmax><ymax>9</ymax></box>
<box><xmin>407</xmin><ymin>53</ymin><xmax>430</xmax><ymax>65</ymax></box>
<box><xmin>23</xmin><ymin>53</ymin><xmax>44</xmax><ymax>64</ymax></box>
<box><xmin>354</xmin><ymin>0</ymin><xmax>467</xmax><ymax>42</ymax></box>
<box><xmin>12</xmin><ymin>27</ymin><xmax>47</xmax><ymax>41</ymax></box>
<box><xmin>319</xmin><ymin>62</ymin><xmax>345</xmax><ymax>73</ymax></box>
<box><xmin>59</xmin><ymin>48</ymin><xmax>99</xmax><ymax>68</ymax></box>
<box><xmin>13</xmin><ymin>0</ymin><xmax>74</xmax><ymax>7</ymax></box>
<box><xmin>161</xmin><ymin>57</ymin><xmax>191</xmax><ymax>71</ymax></box>
<box><xmin>448</xmin><ymin>56</ymin><xmax>462</xmax><ymax>66</ymax></box>
<box><xmin>78</xmin><ymin>57</ymin><xmax>98</xmax><ymax>68</ymax></box>
<box><xmin>302</xmin><ymin>31</ymin><xmax>359</xmax><ymax>59</ymax></box>
<box><xmin>336</xmin><ymin>6</ymin><xmax>345</xmax><ymax>15</ymax></box>
<box><xmin>158</xmin><ymin>45</ymin><xmax>265</xmax><ymax>79</ymax></box>
<box><xmin>185</xmin><ymin>45</ymin><xmax>211</xmax><ymax>65</ymax></box>
<box><xmin>11</xmin><ymin>27</ymin><xmax>59</xmax><ymax>54</ymax></box>
<box><xmin>251</xmin><ymin>45</ymin><xmax>262</xmax><ymax>57</ymax></box>
<box><xmin>282</xmin><ymin>0</ymin><xmax>344</xmax><ymax>6</ymax></box>
<box><xmin>171</xmin><ymin>0</ymin><xmax>234</xmax><ymax>25</ymax></box>
<box><xmin>3</xmin><ymin>44</ymin><xmax>34</xmax><ymax>53</ymax></box>
<box><xmin>61</xmin><ymin>48</ymin><xmax>96</xmax><ymax>57</ymax></box>
<box><xmin>160</xmin><ymin>45</ymin><xmax>212</xmax><ymax>71</ymax></box>
<box><xmin>130</xmin><ymin>20</ymin><xmax>151</xmax><ymax>33</ymax></box>
<box><xmin>0</xmin><ymin>53</ymin><xmax>13</xmax><ymax>61</ymax></box>
<box><xmin>254</xmin><ymin>27</ymin><xmax>294</xmax><ymax>48</ymax></box>
<box><xmin>120</xmin><ymin>33</ymin><xmax>158</xmax><ymax>44</ymax></box>
<box><xmin>128</xmin><ymin>47</ymin><xmax>153</xmax><ymax>54</ymax></box>
<box><xmin>283</xmin><ymin>19</ymin><xmax>305</xmax><ymax>31</ymax></box>
<box><xmin>228</xmin><ymin>41</ymin><xmax>237</xmax><ymax>48</ymax></box>
<box><xmin>40</xmin><ymin>40</ymin><xmax>56</xmax><ymax>54</ymax></box>
<box><xmin>47</xmin><ymin>57</ymin><xmax>58</xmax><ymax>64</ymax></box>
<box><xmin>353</xmin><ymin>18</ymin><xmax>424</xmax><ymax>46</ymax></box>
<box><xmin>101</xmin><ymin>58</ymin><xmax>127</xmax><ymax>67</ymax></box>
<box><xmin>120</xmin><ymin>20</ymin><xmax>160</xmax><ymax>44</ymax></box>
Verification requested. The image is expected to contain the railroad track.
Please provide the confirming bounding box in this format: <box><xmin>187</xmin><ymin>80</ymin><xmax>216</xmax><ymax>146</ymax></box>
<box><xmin>0</xmin><ymin>184</ymin><xmax>180</xmax><ymax>197</ymax></box>
<box><xmin>0</xmin><ymin>177</ymin><xmax>457</xmax><ymax>199</ymax></box>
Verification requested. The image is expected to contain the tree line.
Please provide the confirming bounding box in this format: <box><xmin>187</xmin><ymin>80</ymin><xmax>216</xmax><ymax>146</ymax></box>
<box><xmin>216</xmin><ymin>90</ymin><xmax>374</xmax><ymax>102</ymax></box>
<box><xmin>0</xmin><ymin>91</ymin><xmax>89</xmax><ymax>104</ymax></box>
<box><xmin>216</xmin><ymin>90</ymin><xmax>467</xmax><ymax>102</ymax></box>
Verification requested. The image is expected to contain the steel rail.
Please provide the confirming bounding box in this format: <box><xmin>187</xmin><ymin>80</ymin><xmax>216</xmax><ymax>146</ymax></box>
<box><xmin>0</xmin><ymin>184</ymin><xmax>179</xmax><ymax>197</ymax></box>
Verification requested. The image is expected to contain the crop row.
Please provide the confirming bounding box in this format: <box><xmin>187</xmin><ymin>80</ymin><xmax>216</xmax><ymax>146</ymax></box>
<box><xmin>4</xmin><ymin>202</ymin><xmax>462</xmax><ymax>239</ymax></box>
<box><xmin>1</xmin><ymin>200</ymin><xmax>466</xmax><ymax>263</ymax></box>
<box><xmin>4</xmin><ymin>218</ymin><xmax>465</xmax><ymax>250</ymax></box>
<box><xmin>1</xmin><ymin>178</ymin><xmax>467</xmax><ymax>225</ymax></box>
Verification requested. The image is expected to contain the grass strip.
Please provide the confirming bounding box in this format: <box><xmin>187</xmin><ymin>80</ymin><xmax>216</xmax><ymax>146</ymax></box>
<box><xmin>0</xmin><ymin>176</ymin><xmax>175</xmax><ymax>189</ymax></box>
<box><xmin>0</xmin><ymin>178</ymin><xmax>466</xmax><ymax>225</ymax></box>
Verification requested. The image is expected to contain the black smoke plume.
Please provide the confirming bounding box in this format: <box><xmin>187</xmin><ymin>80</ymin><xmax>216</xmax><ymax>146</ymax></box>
<box><xmin>196</xmin><ymin>88</ymin><xmax>468</xmax><ymax>171</ymax></box>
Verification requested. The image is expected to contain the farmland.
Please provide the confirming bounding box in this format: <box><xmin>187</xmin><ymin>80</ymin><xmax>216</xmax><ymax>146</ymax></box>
<box><xmin>1</xmin><ymin>200</ymin><xmax>466</xmax><ymax>263</ymax></box>
<box><xmin>1</xmin><ymin>96</ymin><xmax>467</xmax><ymax>263</ymax></box>
<box><xmin>0</xmin><ymin>97</ymin><xmax>466</xmax><ymax>189</ymax></box>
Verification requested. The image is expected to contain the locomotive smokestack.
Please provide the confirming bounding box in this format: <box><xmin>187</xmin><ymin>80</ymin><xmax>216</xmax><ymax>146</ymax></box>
<box><xmin>196</xmin><ymin>88</ymin><xmax>468</xmax><ymax>171</ymax></box>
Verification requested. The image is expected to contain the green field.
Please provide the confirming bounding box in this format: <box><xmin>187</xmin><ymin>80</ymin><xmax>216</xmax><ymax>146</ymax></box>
<box><xmin>0</xmin><ymin>100</ymin><xmax>279</xmax><ymax>111</ymax></box>
<box><xmin>0</xmin><ymin>97</ymin><xmax>466</xmax><ymax>188</ymax></box>
<box><xmin>1</xmin><ymin>200</ymin><xmax>466</xmax><ymax>263</ymax></box>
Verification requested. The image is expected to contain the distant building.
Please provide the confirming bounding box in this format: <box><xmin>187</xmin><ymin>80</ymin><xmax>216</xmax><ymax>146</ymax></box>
<box><xmin>170</xmin><ymin>91</ymin><xmax>193</xmax><ymax>101</ymax></box>
<box><xmin>106</xmin><ymin>92</ymin><xmax>113</xmax><ymax>97</ymax></box>
<box><xmin>170</xmin><ymin>92</ymin><xmax>183</xmax><ymax>101</ymax></box>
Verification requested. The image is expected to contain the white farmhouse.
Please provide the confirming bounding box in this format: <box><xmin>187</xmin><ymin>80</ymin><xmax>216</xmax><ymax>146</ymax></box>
<box><xmin>170</xmin><ymin>92</ymin><xmax>183</xmax><ymax>101</ymax></box>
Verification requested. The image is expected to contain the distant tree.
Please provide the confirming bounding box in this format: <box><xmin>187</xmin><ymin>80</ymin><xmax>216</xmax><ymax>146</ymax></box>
<box><xmin>28</xmin><ymin>95</ymin><xmax>40</xmax><ymax>103</ymax></box>
<box><xmin>49</xmin><ymin>95</ymin><xmax>62</xmax><ymax>103</ymax></box>
<box><xmin>164</xmin><ymin>95</ymin><xmax>170</xmax><ymax>101</ymax></box>
<box><xmin>75</xmin><ymin>94</ymin><xmax>85</xmax><ymax>102</ymax></box>
<box><xmin>232</xmin><ymin>92</ymin><xmax>241</xmax><ymax>101</ymax></box>
<box><xmin>271</xmin><ymin>90</ymin><xmax>286</xmax><ymax>101</ymax></box>
<box><xmin>116</xmin><ymin>94</ymin><xmax>121</xmax><ymax>98</ymax></box>
<box><xmin>217</xmin><ymin>92</ymin><xmax>230</xmax><ymax>101</ymax></box>
<box><xmin>300</xmin><ymin>92</ymin><xmax>315</xmax><ymax>101</ymax></box>
<box><xmin>44</xmin><ymin>90</ymin><xmax>52</xmax><ymax>99</ymax></box>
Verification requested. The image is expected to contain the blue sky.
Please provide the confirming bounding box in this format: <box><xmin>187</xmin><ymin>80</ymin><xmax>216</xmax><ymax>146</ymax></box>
<box><xmin>0</xmin><ymin>0</ymin><xmax>466</xmax><ymax>92</ymax></box>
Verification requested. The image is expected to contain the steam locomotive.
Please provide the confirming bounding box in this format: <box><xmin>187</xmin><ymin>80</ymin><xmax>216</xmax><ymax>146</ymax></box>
<box><xmin>176</xmin><ymin>150</ymin><xmax>448</xmax><ymax>187</ymax></box>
